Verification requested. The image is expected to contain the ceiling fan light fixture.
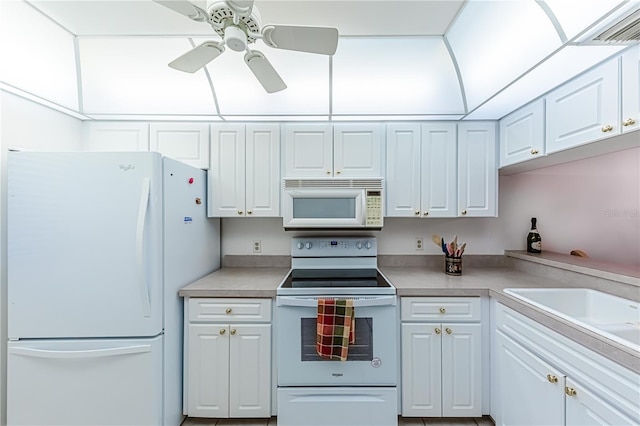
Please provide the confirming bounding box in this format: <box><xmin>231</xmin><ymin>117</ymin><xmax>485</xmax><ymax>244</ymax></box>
<box><xmin>225</xmin><ymin>25</ymin><xmax>247</xmax><ymax>51</ymax></box>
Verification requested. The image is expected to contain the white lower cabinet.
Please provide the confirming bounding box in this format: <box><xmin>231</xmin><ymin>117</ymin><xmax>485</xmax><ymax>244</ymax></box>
<box><xmin>400</xmin><ymin>297</ymin><xmax>482</xmax><ymax>417</ymax></box>
<box><xmin>492</xmin><ymin>301</ymin><xmax>639</xmax><ymax>426</ymax></box>
<box><xmin>495</xmin><ymin>330</ymin><xmax>565</xmax><ymax>425</ymax></box>
<box><xmin>184</xmin><ymin>298</ymin><xmax>272</xmax><ymax>419</ymax></box>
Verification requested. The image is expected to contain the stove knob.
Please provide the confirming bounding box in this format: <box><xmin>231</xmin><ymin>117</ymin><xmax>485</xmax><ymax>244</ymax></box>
<box><xmin>356</xmin><ymin>242</ymin><xmax>363</xmax><ymax>249</ymax></box>
<box><xmin>364</xmin><ymin>241</ymin><xmax>372</xmax><ymax>249</ymax></box>
<box><xmin>305</xmin><ymin>242</ymin><xmax>313</xmax><ymax>249</ymax></box>
<box><xmin>297</xmin><ymin>242</ymin><xmax>304</xmax><ymax>250</ymax></box>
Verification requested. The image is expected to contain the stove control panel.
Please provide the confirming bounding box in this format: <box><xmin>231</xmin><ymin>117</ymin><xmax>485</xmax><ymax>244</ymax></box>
<box><xmin>291</xmin><ymin>237</ymin><xmax>377</xmax><ymax>257</ymax></box>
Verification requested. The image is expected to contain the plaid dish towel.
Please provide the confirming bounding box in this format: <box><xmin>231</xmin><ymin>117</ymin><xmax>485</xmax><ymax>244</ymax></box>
<box><xmin>316</xmin><ymin>298</ymin><xmax>355</xmax><ymax>361</ymax></box>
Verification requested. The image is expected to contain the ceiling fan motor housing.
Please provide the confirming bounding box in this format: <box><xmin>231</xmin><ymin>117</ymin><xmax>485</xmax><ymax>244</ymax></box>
<box><xmin>206</xmin><ymin>1</ymin><xmax>261</xmax><ymax>44</ymax></box>
<box><xmin>225</xmin><ymin>25</ymin><xmax>248</xmax><ymax>51</ymax></box>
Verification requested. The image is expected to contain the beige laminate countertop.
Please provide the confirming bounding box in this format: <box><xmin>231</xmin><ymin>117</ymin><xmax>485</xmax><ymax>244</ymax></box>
<box><xmin>178</xmin><ymin>267</ymin><xmax>289</xmax><ymax>298</ymax></box>
<box><xmin>179</xmin><ymin>260</ymin><xmax>640</xmax><ymax>373</ymax></box>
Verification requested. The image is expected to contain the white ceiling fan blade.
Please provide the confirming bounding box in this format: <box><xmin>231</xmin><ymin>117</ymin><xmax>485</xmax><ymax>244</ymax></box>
<box><xmin>262</xmin><ymin>25</ymin><xmax>339</xmax><ymax>55</ymax></box>
<box><xmin>244</xmin><ymin>50</ymin><xmax>287</xmax><ymax>93</ymax></box>
<box><xmin>153</xmin><ymin>0</ymin><xmax>208</xmax><ymax>22</ymax></box>
<box><xmin>169</xmin><ymin>42</ymin><xmax>225</xmax><ymax>73</ymax></box>
<box><xmin>224</xmin><ymin>0</ymin><xmax>254</xmax><ymax>18</ymax></box>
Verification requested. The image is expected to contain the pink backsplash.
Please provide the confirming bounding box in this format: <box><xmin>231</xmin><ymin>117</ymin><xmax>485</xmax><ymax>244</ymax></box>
<box><xmin>500</xmin><ymin>147</ymin><xmax>640</xmax><ymax>267</ymax></box>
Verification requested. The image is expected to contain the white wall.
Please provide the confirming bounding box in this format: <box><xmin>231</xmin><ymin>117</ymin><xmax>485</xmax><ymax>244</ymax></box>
<box><xmin>222</xmin><ymin>146</ymin><xmax>640</xmax><ymax>267</ymax></box>
<box><xmin>0</xmin><ymin>91</ymin><xmax>83</xmax><ymax>426</ymax></box>
<box><xmin>221</xmin><ymin>216</ymin><xmax>508</xmax><ymax>256</ymax></box>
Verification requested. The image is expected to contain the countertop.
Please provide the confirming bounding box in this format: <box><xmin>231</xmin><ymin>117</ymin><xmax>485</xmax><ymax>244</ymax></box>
<box><xmin>178</xmin><ymin>267</ymin><xmax>289</xmax><ymax>298</ymax></box>
<box><xmin>179</xmin><ymin>252</ymin><xmax>640</xmax><ymax>373</ymax></box>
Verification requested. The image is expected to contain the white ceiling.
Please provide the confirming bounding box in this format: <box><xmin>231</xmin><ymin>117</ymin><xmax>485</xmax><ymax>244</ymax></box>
<box><xmin>1</xmin><ymin>0</ymin><xmax>637</xmax><ymax>121</ymax></box>
<box><xmin>28</xmin><ymin>1</ymin><xmax>466</xmax><ymax>36</ymax></box>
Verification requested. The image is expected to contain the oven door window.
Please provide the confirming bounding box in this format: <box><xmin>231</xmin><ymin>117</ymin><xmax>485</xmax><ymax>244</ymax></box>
<box><xmin>300</xmin><ymin>317</ymin><xmax>373</xmax><ymax>361</ymax></box>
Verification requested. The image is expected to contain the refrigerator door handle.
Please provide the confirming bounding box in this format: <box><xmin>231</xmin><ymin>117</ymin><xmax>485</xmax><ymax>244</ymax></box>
<box><xmin>9</xmin><ymin>345</ymin><xmax>152</xmax><ymax>359</ymax></box>
<box><xmin>136</xmin><ymin>177</ymin><xmax>152</xmax><ymax>318</ymax></box>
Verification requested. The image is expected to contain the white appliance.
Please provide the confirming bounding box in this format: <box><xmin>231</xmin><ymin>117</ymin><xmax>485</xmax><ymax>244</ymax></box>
<box><xmin>276</xmin><ymin>237</ymin><xmax>398</xmax><ymax>426</ymax></box>
<box><xmin>6</xmin><ymin>151</ymin><xmax>220</xmax><ymax>426</ymax></box>
<box><xmin>282</xmin><ymin>178</ymin><xmax>384</xmax><ymax>230</ymax></box>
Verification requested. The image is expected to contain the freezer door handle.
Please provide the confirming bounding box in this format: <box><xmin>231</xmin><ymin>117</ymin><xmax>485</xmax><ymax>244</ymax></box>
<box><xmin>136</xmin><ymin>178</ymin><xmax>151</xmax><ymax>318</ymax></box>
<box><xmin>9</xmin><ymin>344</ymin><xmax>151</xmax><ymax>359</ymax></box>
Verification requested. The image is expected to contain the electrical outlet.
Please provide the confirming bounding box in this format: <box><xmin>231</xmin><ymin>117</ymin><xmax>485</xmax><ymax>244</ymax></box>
<box><xmin>253</xmin><ymin>240</ymin><xmax>261</xmax><ymax>253</ymax></box>
<box><xmin>415</xmin><ymin>237</ymin><xmax>424</xmax><ymax>251</ymax></box>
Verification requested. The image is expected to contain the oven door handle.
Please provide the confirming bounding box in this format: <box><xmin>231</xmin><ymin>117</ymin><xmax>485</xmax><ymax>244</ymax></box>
<box><xmin>276</xmin><ymin>296</ymin><xmax>396</xmax><ymax>308</ymax></box>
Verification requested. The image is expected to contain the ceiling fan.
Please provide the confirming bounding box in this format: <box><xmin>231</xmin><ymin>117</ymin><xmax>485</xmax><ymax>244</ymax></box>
<box><xmin>154</xmin><ymin>0</ymin><xmax>339</xmax><ymax>93</ymax></box>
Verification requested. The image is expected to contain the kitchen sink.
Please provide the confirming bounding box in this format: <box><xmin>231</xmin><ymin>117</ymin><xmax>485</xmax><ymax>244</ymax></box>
<box><xmin>503</xmin><ymin>288</ymin><xmax>640</xmax><ymax>351</ymax></box>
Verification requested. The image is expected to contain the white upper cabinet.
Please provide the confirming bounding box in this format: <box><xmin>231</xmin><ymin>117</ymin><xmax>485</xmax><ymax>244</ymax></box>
<box><xmin>150</xmin><ymin>123</ymin><xmax>210</xmax><ymax>169</ymax></box>
<box><xmin>385</xmin><ymin>124</ymin><xmax>421</xmax><ymax>217</ymax></box>
<box><xmin>386</xmin><ymin>123</ymin><xmax>458</xmax><ymax>218</ymax></box>
<box><xmin>421</xmin><ymin>123</ymin><xmax>457</xmax><ymax>218</ymax></box>
<box><xmin>283</xmin><ymin>123</ymin><xmax>382</xmax><ymax>178</ymax></box>
<box><xmin>621</xmin><ymin>47</ymin><xmax>640</xmax><ymax>134</ymax></box>
<box><xmin>209</xmin><ymin>124</ymin><xmax>246</xmax><ymax>217</ymax></box>
<box><xmin>545</xmin><ymin>59</ymin><xmax>620</xmax><ymax>154</ymax></box>
<box><xmin>457</xmin><ymin>122</ymin><xmax>497</xmax><ymax>217</ymax></box>
<box><xmin>84</xmin><ymin>122</ymin><xmax>149</xmax><ymax>152</ymax></box>
<box><xmin>244</xmin><ymin>125</ymin><xmax>281</xmax><ymax>217</ymax></box>
<box><xmin>333</xmin><ymin>124</ymin><xmax>384</xmax><ymax>177</ymax></box>
<box><xmin>499</xmin><ymin>99</ymin><xmax>545</xmax><ymax>167</ymax></box>
<box><xmin>209</xmin><ymin>124</ymin><xmax>280</xmax><ymax>218</ymax></box>
<box><xmin>283</xmin><ymin>124</ymin><xmax>332</xmax><ymax>177</ymax></box>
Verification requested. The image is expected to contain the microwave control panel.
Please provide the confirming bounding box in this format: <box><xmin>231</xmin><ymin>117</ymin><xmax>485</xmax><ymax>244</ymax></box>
<box><xmin>366</xmin><ymin>190</ymin><xmax>383</xmax><ymax>227</ymax></box>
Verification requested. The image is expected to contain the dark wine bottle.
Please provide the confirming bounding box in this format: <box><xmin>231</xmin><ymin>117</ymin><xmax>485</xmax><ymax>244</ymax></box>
<box><xmin>527</xmin><ymin>217</ymin><xmax>542</xmax><ymax>253</ymax></box>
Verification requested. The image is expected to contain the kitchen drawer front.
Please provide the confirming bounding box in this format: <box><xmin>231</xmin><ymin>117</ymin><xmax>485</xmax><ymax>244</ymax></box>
<box><xmin>188</xmin><ymin>298</ymin><xmax>272</xmax><ymax>323</ymax></box>
<box><xmin>401</xmin><ymin>297</ymin><xmax>481</xmax><ymax>322</ymax></box>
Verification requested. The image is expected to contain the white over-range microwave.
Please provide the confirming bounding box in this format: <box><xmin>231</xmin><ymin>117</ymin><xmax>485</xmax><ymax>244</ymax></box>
<box><xmin>282</xmin><ymin>178</ymin><xmax>384</xmax><ymax>230</ymax></box>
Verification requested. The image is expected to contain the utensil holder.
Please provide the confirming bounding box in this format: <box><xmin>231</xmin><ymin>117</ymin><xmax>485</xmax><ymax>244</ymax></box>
<box><xmin>445</xmin><ymin>256</ymin><xmax>462</xmax><ymax>276</ymax></box>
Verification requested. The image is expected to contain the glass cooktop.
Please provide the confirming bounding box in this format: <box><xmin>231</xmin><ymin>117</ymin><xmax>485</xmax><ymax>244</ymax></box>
<box><xmin>279</xmin><ymin>268</ymin><xmax>393</xmax><ymax>289</ymax></box>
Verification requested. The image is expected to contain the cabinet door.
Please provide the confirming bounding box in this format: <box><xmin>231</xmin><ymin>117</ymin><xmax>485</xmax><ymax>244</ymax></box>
<box><xmin>421</xmin><ymin>123</ymin><xmax>457</xmax><ymax>218</ymax></box>
<box><xmin>84</xmin><ymin>122</ymin><xmax>149</xmax><ymax>152</ymax></box>
<box><xmin>229</xmin><ymin>324</ymin><xmax>272</xmax><ymax>418</ymax></box>
<box><xmin>283</xmin><ymin>124</ymin><xmax>332</xmax><ymax>177</ymax></box>
<box><xmin>208</xmin><ymin>124</ymin><xmax>246</xmax><ymax>217</ymax></box>
<box><xmin>495</xmin><ymin>331</ymin><xmax>564</xmax><ymax>426</ymax></box>
<box><xmin>457</xmin><ymin>122</ymin><xmax>497</xmax><ymax>217</ymax></box>
<box><xmin>565</xmin><ymin>377</ymin><xmax>637</xmax><ymax>426</ymax></box>
<box><xmin>333</xmin><ymin>123</ymin><xmax>383</xmax><ymax>177</ymax></box>
<box><xmin>150</xmin><ymin>123</ymin><xmax>210</xmax><ymax>169</ymax></box>
<box><xmin>441</xmin><ymin>323</ymin><xmax>481</xmax><ymax>417</ymax></box>
<box><xmin>499</xmin><ymin>99</ymin><xmax>545</xmax><ymax>167</ymax></box>
<box><xmin>186</xmin><ymin>323</ymin><xmax>230</xmax><ymax>418</ymax></box>
<box><xmin>546</xmin><ymin>59</ymin><xmax>620</xmax><ymax>153</ymax></box>
<box><xmin>246</xmin><ymin>124</ymin><xmax>280</xmax><ymax>217</ymax></box>
<box><xmin>401</xmin><ymin>323</ymin><xmax>442</xmax><ymax>417</ymax></box>
<box><xmin>621</xmin><ymin>47</ymin><xmax>640</xmax><ymax>133</ymax></box>
<box><xmin>385</xmin><ymin>124</ymin><xmax>421</xmax><ymax>217</ymax></box>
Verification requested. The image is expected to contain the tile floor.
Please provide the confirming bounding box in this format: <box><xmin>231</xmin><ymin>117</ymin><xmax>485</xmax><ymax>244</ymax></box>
<box><xmin>181</xmin><ymin>416</ymin><xmax>495</xmax><ymax>426</ymax></box>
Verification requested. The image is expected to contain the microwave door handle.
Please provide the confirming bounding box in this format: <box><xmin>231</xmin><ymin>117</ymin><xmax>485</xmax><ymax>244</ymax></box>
<box><xmin>276</xmin><ymin>296</ymin><xmax>396</xmax><ymax>308</ymax></box>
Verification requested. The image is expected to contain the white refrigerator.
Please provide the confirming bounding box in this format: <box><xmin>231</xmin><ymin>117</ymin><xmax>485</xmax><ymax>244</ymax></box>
<box><xmin>6</xmin><ymin>151</ymin><xmax>220</xmax><ymax>426</ymax></box>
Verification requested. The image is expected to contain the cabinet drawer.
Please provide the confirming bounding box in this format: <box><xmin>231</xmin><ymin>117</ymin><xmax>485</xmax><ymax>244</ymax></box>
<box><xmin>188</xmin><ymin>298</ymin><xmax>272</xmax><ymax>322</ymax></box>
<box><xmin>401</xmin><ymin>297</ymin><xmax>481</xmax><ymax>322</ymax></box>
